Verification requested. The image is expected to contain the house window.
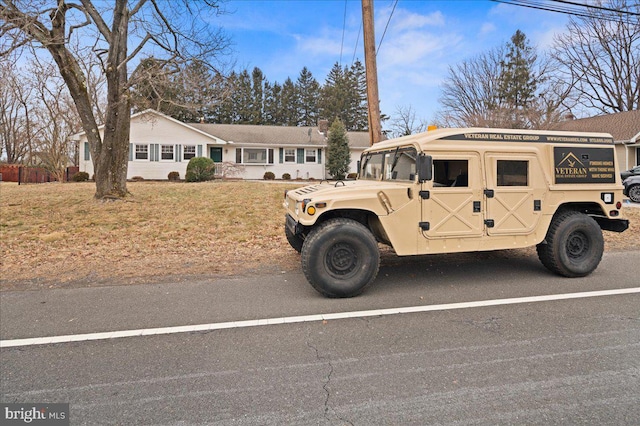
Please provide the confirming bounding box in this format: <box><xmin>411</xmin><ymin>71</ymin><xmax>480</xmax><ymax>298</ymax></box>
<box><xmin>305</xmin><ymin>149</ymin><xmax>317</xmax><ymax>163</ymax></box>
<box><xmin>243</xmin><ymin>148</ymin><xmax>267</xmax><ymax>164</ymax></box>
<box><xmin>161</xmin><ymin>145</ymin><xmax>174</xmax><ymax>160</ymax></box>
<box><xmin>497</xmin><ymin>160</ymin><xmax>528</xmax><ymax>186</ymax></box>
<box><xmin>135</xmin><ymin>144</ymin><xmax>148</xmax><ymax>160</ymax></box>
<box><xmin>184</xmin><ymin>145</ymin><xmax>196</xmax><ymax>160</ymax></box>
<box><xmin>284</xmin><ymin>148</ymin><xmax>296</xmax><ymax>163</ymax></box>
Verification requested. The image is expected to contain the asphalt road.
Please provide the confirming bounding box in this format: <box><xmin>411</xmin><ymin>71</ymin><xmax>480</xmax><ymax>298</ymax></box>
<box><xmin>1</xmin><ymin>250</ymin><xmax>639</xmax><ymax>425</ymax></box>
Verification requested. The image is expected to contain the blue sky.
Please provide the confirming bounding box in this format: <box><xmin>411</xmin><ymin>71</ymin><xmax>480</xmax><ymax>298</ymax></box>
<box><xmin>214</xmin><ymin>0</ymin><xmax>571</xmax><ymax>124</ymax></box>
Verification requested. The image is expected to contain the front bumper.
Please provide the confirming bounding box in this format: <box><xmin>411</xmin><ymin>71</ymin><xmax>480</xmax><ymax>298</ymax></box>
<box><xmin>286</xmin><ymin>213</ymin><xmax>300</xmax><ymax>236</ymax></box>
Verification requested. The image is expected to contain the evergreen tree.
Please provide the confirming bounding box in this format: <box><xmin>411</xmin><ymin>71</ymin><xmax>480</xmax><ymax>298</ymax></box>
<box><xmin>263</xmin><ymin>81</ymin><xmax>283</xmax><ymax>125</ymax></box>
<box><xmin>346</xmin><ymin>60</ymin><xmax>368</xmax><ymax>131</ymax></box>
<box><xmin>296</xmin><ymin>67</ymin><xmax>320</xmax><ymax>127</ymax></box>
<box><xmin>250</xmin><ymin>67</ymin><xmax>264</xmax><ymax>124</ymax></box>
<box><xmin>319</xmin><ymin>62</ymin><xmax>349</xmax><ymax>128</ymax></box>
<box><xmin>215</xmin><ymin>71</ymin><xmax>237</xmax><ymax>123</ymax></box>
<box><xmin>235</xmin><ymin>70</ymin><xmax>253</xmax><ymax>123</ymax></box>
<box><xmin>496</xmin><ymin>30</ymin><xmax>540</xmax><ymax>128</ymax></box>
<box><xmin>319</xmin><ymin>61</ymin><xmax>368</xmax><ymax>131</ymax></box>
<box><xmin>325</xmin><ymin>119</ymin><xmax>351</xmax><ymax>180</ymax></box>
<box><xmin>281</xmin><ymin>77</ymin><xmax>299</xmax><ymax>126</ymax></box>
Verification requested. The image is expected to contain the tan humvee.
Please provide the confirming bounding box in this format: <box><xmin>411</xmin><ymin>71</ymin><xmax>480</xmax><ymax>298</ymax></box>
<box><xmin>284</xmin><ymin>128</ymin><xmax>629</xmax><ymax>298</ymax></box>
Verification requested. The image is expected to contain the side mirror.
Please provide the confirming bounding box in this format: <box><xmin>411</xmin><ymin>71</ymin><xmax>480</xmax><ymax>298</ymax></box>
<box><xmin>417</xmin><ymin>154</ymin><xmax>432</xmax><ymax>182</ymax></box>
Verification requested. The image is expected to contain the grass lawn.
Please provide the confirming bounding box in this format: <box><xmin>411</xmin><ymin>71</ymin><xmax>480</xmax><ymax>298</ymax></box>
<box><xmin>1</xmin><ymin>181</ymin><xmax>638</xmax><ymax>290</ymax></box>
<box><xmin>1</xmin><ymin>181</ymin><xmax>301</xmax><ymax>289</ymax></box>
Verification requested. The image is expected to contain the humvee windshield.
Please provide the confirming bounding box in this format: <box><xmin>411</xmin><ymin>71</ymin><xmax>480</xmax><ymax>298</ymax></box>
<box><xmin>360</xmin><ymin>147</ymin><xmax>417</xmax><ymax>181</ymax></box>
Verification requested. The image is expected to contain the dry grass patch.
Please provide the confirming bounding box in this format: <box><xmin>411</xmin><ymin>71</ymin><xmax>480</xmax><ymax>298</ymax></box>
<box><xmin>1</xmin><ymin>181</ymin><xmax>638</xmax><ymax>290</ymax></box>
<box><xmin>1</xmin><ymin>181</ymin><xmax>300</xmax><ymax>289</ymax></box>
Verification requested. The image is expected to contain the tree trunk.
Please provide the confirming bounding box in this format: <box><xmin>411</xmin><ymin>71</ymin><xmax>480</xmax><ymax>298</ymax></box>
<box><xmin>42</xmin><ymin>1</ymin><xmax>129</xmax><ymax>199</ymax></box>
<box><xmin>94</xmin><ymin>1</ymin><xmax>130</xmax><ymax>199</ymax></box>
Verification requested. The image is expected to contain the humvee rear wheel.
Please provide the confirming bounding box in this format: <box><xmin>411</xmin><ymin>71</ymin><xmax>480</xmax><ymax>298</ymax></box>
<box><xmin>285</xmin><ymin>222</ymin><xmax>304</xmax><ymax>253</ymax></box>
<box><xmin>301</xmin><ymin>218</ymin><xmax>380</xmax><ymax>298</ymax></box>
<box><xmin>536</xmin><ymin>211</ymin><xmax>603</xmax><ymax>277</ymax></box>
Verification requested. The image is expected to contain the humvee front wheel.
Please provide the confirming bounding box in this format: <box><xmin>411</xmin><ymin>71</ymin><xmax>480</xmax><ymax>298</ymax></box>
<box><xmin>301</xmin><ymin>218</ymin><xmax>380</xmax><ymax>298</ymax></box>
<box><xmin>536</xmin><ymin>211</ymin><xmax>604</xmax><ymax>277</ymax></box>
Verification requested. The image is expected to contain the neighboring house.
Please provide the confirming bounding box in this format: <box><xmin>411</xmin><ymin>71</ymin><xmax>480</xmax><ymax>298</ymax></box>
<box><xmin>552</xmin><ymin>110</ymin><xmax>640</xmax><ymax>171</ymax></box>
<box><xmin>74</xmin><ymin>109</ymin><xmax>371</xmax><ymax>180</ymax></box>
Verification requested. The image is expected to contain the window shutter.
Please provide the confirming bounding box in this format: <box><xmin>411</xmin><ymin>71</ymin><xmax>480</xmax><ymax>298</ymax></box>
<box><xmin>317</xmin><ymin>149</ymin><xmax>322</xmax><ymax>164</ymax></box>
<box><xmin>197</xmin><ymin>145</ymin><xmax>202</xmax><ymax>157</ymax></box>
<box><xmin>268</xmin><ymin>149</ymin><xmax>274</xmax><ymax>164</ymax></box>
<box><xmin>297</xmin><ymin>148</ymin><xmax>304</xmax><ymax>164</ymax></box>
<box><xmin>128</xmin><ymin>144</ymin><xmax>133</xmax><ymax>161</ymax></box>
<box><xmin>279</xmin><ymin>148</ymin><xmax>284</xmax><ymax>163</ymax></box>
<box><xmin>236</xmin><ymin>148</ymin><xmax>242</xmax><ymax>163</ymax></box>
<box><xmin>84</xmin><ymin>142</ymin><xmax>90</xmax><ymax>161</ymax></box>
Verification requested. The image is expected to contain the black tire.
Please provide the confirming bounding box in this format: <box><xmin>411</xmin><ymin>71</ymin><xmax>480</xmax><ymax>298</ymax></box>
<box><xmin>536</xmin><ymin>210</ymin><xmax>604</xmax><ymax>277</ymax></box>
<box><xmin>628</xmin><ymin>184</ymin><xmax>640</xmax><ymax>203</ymax></box>
<box><xmin>285</xmin><ymin>222</ymin><xmax>304</xmax><ymax>253</ymax></box>
<box><xmin>301</xmin><ymin>218</ymin><xmax>380</xmax><ymax>298</ymax></box>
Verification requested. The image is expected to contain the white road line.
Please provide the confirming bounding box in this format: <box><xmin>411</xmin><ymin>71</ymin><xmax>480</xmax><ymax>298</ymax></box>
<box><xmin>2</xmin><ymin>287</ymin><xmax>639</xmax><ymax>348</ymax></box>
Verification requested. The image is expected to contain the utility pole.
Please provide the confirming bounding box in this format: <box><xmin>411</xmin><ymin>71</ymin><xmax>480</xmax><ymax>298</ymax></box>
<box><xmin>361</xmin><ymin>0</ymin><xmax>382</xmax><ymax>145</ymax></box>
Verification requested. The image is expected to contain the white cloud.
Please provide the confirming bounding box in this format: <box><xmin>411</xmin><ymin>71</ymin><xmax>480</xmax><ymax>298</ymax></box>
<box><xmin>386</xmin><ymin>9</ymin><xmax>446</xmax><ymax>32</ymax></box>
<box><xmin>480</xmin><ymin>22</ymin><xmax>497</xmax><ymax>36</ymax></box>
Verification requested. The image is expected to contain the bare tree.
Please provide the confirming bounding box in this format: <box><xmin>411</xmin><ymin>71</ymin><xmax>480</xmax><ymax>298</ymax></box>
<box><xmin>437</xmin><ymin>46</ymin><xmax>507</xmax><ymax>128</ymax></box>
<box><xmin>29</xmin><ymin>60</ymin><xmax>81</xmax><ymax>181</ymax></box>
<box><xmin>438</xmin><ymin>34</ymin><xmax>570</xmax><ymax>129</ymax></box>
<box><xmin>0</xmin><ymin>59</ymin><xmax>33</xmax><ymax>164</ymax></box>
<box><xmin>552</xmin><ymin>0</ymin><xmax>640</xmax><ymax>114</ymax></box>
<box><xmin>1</xmin><ymin>0</ymin><xmax>230</xmax><ymax>198</ymax></box>
<box><xmin>389</xmin><ymin>105</ymin><xmax>428</xmax><ymax>137</ymax></box>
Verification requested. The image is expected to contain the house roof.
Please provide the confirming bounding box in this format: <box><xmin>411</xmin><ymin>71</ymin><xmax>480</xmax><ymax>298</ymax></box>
<box><xmin>189</xmin><ymin>122</ymin><xmax>372</xmax><ymax>149</ymax></box>
<box><xmin>71</xmin><ymin>108</ymin><xmax>373</xmax><ymax>148</ymax></box>
<box><xmin>551</xmin><ymin>110</ymin><xmax>640</xmax><ymax>143</ymax></box>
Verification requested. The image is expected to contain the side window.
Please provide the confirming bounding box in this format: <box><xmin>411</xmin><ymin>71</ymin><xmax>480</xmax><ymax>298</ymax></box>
<box><xmin>183</xmin><ymin>145</ymin><xmax>196</xmax><ymax>160</ymax></box>
<box><xmin>161</xmin><ymin>145</ymin><xmax>174</xmax><ymax>160</ymax></box>
<box><xmin>433</xmin><ymin>160</ymin><xmax>468</xmax><ymax>187</ymax></box>
<box><xmin>497</xmin><ymin>160</ymin><xmax>528</xmax><ymax>186</ymax></box>
<box><xmin>135</xmin><ymin>144</ymin><xmax>148</xmax><ymax>160</ymax></box>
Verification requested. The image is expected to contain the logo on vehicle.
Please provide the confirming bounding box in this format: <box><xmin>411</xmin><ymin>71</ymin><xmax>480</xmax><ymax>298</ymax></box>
<box><xmin>555</xmin><ymin>152</ymin><xmax>587</xmax><ymax>177</ymax></box>
<box><xmin>553</xmin><ymin>147</ymin><xmax>616</xmax><ymax>184</ymax></box>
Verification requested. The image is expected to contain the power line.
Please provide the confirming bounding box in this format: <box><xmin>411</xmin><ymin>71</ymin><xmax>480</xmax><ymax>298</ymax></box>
<box><xmin>352</xmin><ymin>21</ymin><xmax>362</xmax><ymax>65</ymax></box>
<box><xmin>491</xmin><ymin>0</ymin><xmax>639</xmax><ymax>23</ymax></box>
<box><xmin>377</xmin><ymin>0</ymin><xmax>399</xmax><ymax>55</ymax></box>
<box><xmin>339</xmin><ymin>0</ymin><xmax>348</xmax><ymax>66</ymax></box>
<box><xmin>551</xmin><ymin>0</ymin><xmax>640</xmax><ymax>17</ymax></box>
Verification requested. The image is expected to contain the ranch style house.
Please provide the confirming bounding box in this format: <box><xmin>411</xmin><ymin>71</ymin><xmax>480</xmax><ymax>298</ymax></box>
<box><xmin>74</xmin><ymin>109</ymin><xmax>371</xmax><ymax>181</ymax></box>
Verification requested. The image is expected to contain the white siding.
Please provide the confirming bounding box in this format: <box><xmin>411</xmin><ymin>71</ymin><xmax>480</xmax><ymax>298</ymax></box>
<box><xmin>77</xmin><ymin>111</ymin><xmax>366</xmax><ymax>180</ymax></box>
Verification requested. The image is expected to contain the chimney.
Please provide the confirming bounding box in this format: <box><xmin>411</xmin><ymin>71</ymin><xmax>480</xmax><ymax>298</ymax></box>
<box><xmin>564</xmin><ymin>112</ymin><xmax>575</xmax><ymax>121</ymax></box>
<box><xmin>318</xmin><ymin>119</ymin><xmax>329</xmax><ymax>135</ymax></box>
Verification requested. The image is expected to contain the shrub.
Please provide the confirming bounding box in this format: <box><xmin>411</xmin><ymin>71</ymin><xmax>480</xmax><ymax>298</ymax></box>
<box><xmin>131</xmin><ymin>176</ymin><xmax>144</xmax><ymax>182</ymax></box>
<box><xmin>282</xmin><ymin>173</ymin><xmax>291</xmax><ymax>180</ymax></box>
<box><xmin>168</xmin><ymin>171</ymin><xmax>180</xmax><ymax>181</ymax></box>
<box><xmin>186</xmin><ymin>157</ymin><xmax>216</xmax><ymax>182</ymax></box>
<box><xmin>71</xmin><ymin>171</ymin><xmax>89</xmax><ymax>182</ymax></box>
<box><xmin>263</xmin><ymin>171</ymin><xmax>275</xmax><ymax>180</ymax></box>
<box><xmin>347</xmin><ymin>173</ymin><xmax>358</xmax><ymax>180</ymax></box>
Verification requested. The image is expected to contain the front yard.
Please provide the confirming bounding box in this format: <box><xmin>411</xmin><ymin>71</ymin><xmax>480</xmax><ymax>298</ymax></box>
<box><xmin>1</xmin><ymin>181</ymin><xmax>638</xmax><ymax>290</ymax></box>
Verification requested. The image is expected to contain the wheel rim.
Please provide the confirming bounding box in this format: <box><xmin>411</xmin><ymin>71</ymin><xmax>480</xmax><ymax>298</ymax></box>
<box><xmin>325</xmin><ymin>242</ymin><xmax>358</xmax><ymax>276</ymax></box>
<box><xmin>630</xmin><ymin>186</ymin><xmax>640</xmax><ymax>202</ymax></box>
<box><xmin>566</xmin><ymin>231</ymin><xmax>589</xmax><ymax>260</ymax></box>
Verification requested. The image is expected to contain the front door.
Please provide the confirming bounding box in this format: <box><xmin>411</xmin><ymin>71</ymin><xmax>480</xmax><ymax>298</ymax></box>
<box><xmin>421</xmin><ymin>153</ymin><xmax>484</xmax><ymax>239</ymax></box>
<box><xmin>210</xmin><ymin>147</ymin><xmax>223</xmax><ymax>162</ymax></box>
